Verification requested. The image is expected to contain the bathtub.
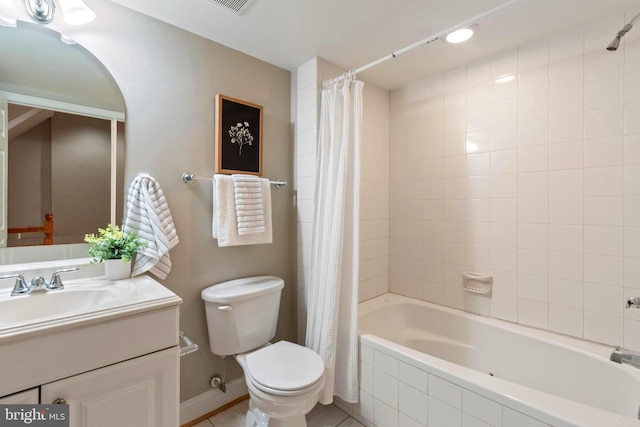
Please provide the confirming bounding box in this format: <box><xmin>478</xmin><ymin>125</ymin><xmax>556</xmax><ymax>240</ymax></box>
<box><xmin>355</xmin><ymin>293</ymin><xmax>640</xmax><ymax>427</ymax></box>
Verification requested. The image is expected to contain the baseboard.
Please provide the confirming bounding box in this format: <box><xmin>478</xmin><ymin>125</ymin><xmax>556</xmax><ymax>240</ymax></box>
<box><xmin>332</xmin><ymin>396</ymin><xmax>353</xmax><ymax>416</ymax></box>
<box><xmin>180</xmin><ymin>377</ymin><xmax>248</xmax><ymax>425</ymax></box>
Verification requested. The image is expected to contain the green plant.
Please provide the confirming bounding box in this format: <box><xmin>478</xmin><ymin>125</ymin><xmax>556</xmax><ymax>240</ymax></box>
<box><xmin>84</xmin><ymin>224</ymin><xmax>145</xmax><ymax>263</ymax></box>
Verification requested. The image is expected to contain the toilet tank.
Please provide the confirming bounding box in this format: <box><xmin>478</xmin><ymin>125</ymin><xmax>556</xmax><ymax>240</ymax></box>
<box><xmin>201</xmin><ymin>276</ymin><xmax>284</xmax><ymax>356</ymax></box>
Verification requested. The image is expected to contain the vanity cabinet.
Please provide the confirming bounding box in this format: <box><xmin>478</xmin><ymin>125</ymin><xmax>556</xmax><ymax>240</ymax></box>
<box><xmin>0</xmin><ymin>388</ymin><xmax>39</xmax><ymax>404</ymax></box>
<box><xmin>0</xmin><ymin>348</ymin><xmax>178</xmax><ymax>427</ymax></box>
<box><xmin>0</xmin><ymin>275</ymin><xmax>182</xmax><ymax>427</ymax></box>
<box><xmin>41</xmin><ymin>347</ymin><xmax>178</xmax><ymax>427</ymax></box>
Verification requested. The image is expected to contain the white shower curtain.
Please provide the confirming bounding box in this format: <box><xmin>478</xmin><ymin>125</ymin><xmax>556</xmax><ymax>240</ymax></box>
<box><xmin>306</xmin><ymin>71</ymin><xmax>363</xmax><ymax>404</ymax></box>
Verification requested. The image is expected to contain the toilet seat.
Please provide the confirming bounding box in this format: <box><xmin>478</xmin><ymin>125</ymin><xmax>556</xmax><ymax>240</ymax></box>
<box><xmin>244</xmin><ymin>341</ymin><xmax>324</xmax><ymax>396</ymax></box>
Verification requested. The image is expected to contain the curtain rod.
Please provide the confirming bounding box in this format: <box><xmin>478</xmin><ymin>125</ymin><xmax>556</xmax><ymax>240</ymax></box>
<box><xmin>329</xmin><ymin>0</ymin><xmax>526</xmax><ymax>82</ymax></box>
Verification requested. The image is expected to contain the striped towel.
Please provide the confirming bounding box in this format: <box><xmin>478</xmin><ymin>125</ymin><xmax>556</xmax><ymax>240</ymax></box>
<box><xmin>124</xmin><ymin>173</ymin><xmax>179</xmax><ymax>279</ymax></box>
<box><xmin>232</xmin><ymin>174</ymin><xmax>265</xmax><ymax>235</ymax></box>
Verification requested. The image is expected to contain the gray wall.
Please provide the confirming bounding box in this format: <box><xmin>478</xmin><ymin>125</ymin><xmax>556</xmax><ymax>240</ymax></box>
<box><xmin>8</xmin><ymin>0</ymin><xmax>295</xmax><ymax>401</ymax></box>
<box><xmin>7</xmin><ymin>110</ymin><xmax>120</xmax><ymax>246</ymax></box>
<box><xmin>51</xmin><ymin>113</ymin><xmax>111</xmax><ymax>243</ymax></box>
<box><xmin>7</xmin><ymin>118</ymin><xmax>51</xmax><ymax>230</ymax></box>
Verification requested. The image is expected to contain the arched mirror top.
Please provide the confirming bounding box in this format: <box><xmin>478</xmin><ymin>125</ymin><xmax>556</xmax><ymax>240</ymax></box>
<box><xmin>0</xmin><ymin>21</ymin><xmax>125</xmax><ymax>264</ymax></box>
<box><xmin>0</xmin><ymin>22</ymin><xmax>125</xmax><ymax>115</ymax></box>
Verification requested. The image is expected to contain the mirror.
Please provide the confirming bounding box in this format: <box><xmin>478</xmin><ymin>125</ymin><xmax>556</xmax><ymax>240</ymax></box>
<box><xmin>6</xmin><ymin>103</ymin><xmax>124</xmax><ymax>246</ymax></box>
<box><xmin>0</xmin><ymin>23</ymin><xmax>125</xmax><ymax>253</ymax></box>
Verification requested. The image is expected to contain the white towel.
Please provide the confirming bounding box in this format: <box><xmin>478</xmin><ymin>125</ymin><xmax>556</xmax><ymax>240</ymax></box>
<box><xmin>212</xmin><ymin>174</ymin><xmax>272</xmax><ymax>247</ymax></box>
<box><xmin>233</xmin><ymin>174</ymin><xmax>265</xmax><ymax>235</ymax></box>
<box><xmin>124</xmin><ymin>173</ymin><xmax>179</xmax><ymax>279</ymax></box>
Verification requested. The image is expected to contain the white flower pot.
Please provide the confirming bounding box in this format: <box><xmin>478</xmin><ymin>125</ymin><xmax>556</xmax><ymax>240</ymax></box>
<box><xmin>104</xmin><ymin>259</ymin><xmax>131</xmax><ymax>280</ymax></box>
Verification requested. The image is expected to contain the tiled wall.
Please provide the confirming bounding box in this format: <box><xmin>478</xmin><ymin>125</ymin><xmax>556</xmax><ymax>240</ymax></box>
<box><xmin>336</xmin><ymin>341</ymin><xmax>552</xmax><ymax>427</ymax></box>
<box><xmin>295</xmin><ymin>57</ymin><xmax>319</xmax><ymax>345</ymax></box>
<box><xmin>295</xmin><ymin>58</ymin><xmax>390</xmax><ymax>343</ymax></box>
<box><xmin>359</xmin><ymin>80</ymin><xmax>391</xmax><ymax>302</ymax></box>
<box><xmin>388</xmin><ymin>12</ymin><xmax>640</xmax><ymax>350</ymax></box>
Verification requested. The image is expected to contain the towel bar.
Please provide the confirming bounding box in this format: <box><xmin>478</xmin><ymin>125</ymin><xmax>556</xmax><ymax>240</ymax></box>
<box><xmin>181</xmin><ymin>172</ymin><xmax>287</xmax><ymax>189</ymax></box>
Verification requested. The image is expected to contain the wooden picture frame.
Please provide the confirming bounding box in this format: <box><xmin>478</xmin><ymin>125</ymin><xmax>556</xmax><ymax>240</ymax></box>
<box><xmin>215</xmin><ymin>94</ymin><xmax>263</xmax><ymax>176</ymax></box>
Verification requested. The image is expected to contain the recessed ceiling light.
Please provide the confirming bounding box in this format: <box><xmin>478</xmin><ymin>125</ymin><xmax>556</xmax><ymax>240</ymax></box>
<box><xmin>445</xmin><ymin>24</ymin><xmax>479</xmax><ymax>44</ymax></box>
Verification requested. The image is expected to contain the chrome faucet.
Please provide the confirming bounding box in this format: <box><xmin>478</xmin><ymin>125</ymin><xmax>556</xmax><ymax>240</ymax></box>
<box><xmin>0</xmin><ymin>274</ymin><xmax>29</xmax><ymax>295</ymax></box>
<box><xmin>48</xmin><ymin>268</ymin><xmax>78</xmax><ymax>290</ymax></box>
<box><xmin>610</xmin><ymin>346</ymin><xmax>640</xmax><ymax>369</ymax></box>
<box><xmin>627</xmin><ymin>297</ymin><xmax>640</xmax><ymax>309</ymax></box>
<box><xmin>0</xmin><ymin>267</ymin><xmax>79</xmax><ymax>296</ymax></box>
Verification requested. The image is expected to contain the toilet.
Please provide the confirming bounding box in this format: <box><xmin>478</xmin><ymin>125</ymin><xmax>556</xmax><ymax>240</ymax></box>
<box><xmin>201</xmin><ymin>276</ymin><xmax>325</xmax><ymax>427</ymax></box>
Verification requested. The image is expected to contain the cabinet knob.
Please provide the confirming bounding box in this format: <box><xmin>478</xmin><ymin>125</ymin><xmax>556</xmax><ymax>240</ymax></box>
<box><xmin>52</xmin><ymin>398</ymin><xmax>67</xmax><ymax>405</ymax></box>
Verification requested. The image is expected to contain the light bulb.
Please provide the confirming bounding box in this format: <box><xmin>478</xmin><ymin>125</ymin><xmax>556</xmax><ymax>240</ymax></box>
<box><xmin>58</xmin><ymin>0</ymin><xmax>95</xmax><ymax>25</ymax></box>
<box><xmin>0</xmin><ymin>16</ymin><xmax>16</xmax><ymax>27</ymax></box>
<box><xmin>60</xmin><ymin>34</ymin><xmax>78</xmax><ymax>44</ymax></box>
<box><xmin>0</xmin><ymin>0</ymin><xmax>13</xmax><ymax>25</ymax></box>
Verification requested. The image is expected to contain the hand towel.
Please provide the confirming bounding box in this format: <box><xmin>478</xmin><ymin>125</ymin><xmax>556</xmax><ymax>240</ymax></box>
<box><xmin>124</xmin><ymin>173</ymin><xmax>179</xmax><ymax>279</ymax></box>
<box><xmin>233</xmin><ymin>174</ymin><xmax>265</xmax><ymax>235</ymax></box>
<box><xmin>212</xmin><ymin>174</ymin><xmax>272</xmax><ymax>247</ymax></box>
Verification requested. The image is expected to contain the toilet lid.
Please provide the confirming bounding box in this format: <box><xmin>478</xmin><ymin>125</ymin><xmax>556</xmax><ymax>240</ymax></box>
<box><xmin>245</xmin><ymin>341</ymin><xmax>324</xmax><ymax>392</ymax></box>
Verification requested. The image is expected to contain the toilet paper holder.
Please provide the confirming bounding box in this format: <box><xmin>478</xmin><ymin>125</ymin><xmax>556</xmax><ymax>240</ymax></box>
<box><xmin>179</xmin><ymin>331</ymin><xmax>199</xmax><ymax>357</ymax></box>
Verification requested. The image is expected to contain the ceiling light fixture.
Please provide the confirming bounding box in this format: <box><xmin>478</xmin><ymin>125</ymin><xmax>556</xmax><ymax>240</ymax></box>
<box><xmin>57</xmin><ymin>0</ymin><xmax>94</xmax><ymax>25</ymax></box>
<box><xmin>20</xmin><ymin>0</ymin><xmax>95</xmax><ymax>25</ymax></box>
<box><xmin>332</xmin><ymin>0</ymin><xmax>525</xmax><ymax>76</ymax></box>
<box><xmin>60</xmin><ymin>33</ymin><xmax>77</xmax><ymax>44</ymax></box>
<box><xmin>445</xmin><ymin>24</ymin><xmax>479</xmax><ymax>44</ymax></box>
<box><xmin>0</xmin><ymin>0</ymin><xmax>16</xmax><ymax>27</ymax></box>
<box><xmin>0</xmin><ymin>16</ymin><xmax>17</xmax><ymax>27</ymax></box>
<box><xmin>22</xmin><ymin>0</ymin><xmax>55</xmax><ymax>24</ymax></box>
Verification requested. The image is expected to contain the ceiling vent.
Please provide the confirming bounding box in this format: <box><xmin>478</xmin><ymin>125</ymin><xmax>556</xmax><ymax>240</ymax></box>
<box><xmin>208</xmin><ymin>0</ymin><xmax>257</xmax><ymax>15</ymax></box>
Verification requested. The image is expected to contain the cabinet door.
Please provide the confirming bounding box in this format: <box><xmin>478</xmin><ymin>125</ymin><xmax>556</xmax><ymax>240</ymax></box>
<box><xmin>41</xmin><ymin>347</ymin><xmax>179</xmax><ymax>427</ymax></box>
<box><xmin>0</xmin><ymin>388</ymin><xmax>39</xmax><ymax>404</ymax></box>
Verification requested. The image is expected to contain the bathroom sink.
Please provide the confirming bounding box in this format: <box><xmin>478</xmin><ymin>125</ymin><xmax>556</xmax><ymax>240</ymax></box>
<box><xmin>0</xmin><ymin>269</ymin><xmax>182</xmax><ymax>401</ymax></box>
<box><xmin>0</xmin><ymin>288</ymin><xmax>120</xmax><ymax>327</ymax></box>
<box><xmin>0</xmin><ymin>275</ymin><xmax>181</xmax><ymax>338</ymax></box>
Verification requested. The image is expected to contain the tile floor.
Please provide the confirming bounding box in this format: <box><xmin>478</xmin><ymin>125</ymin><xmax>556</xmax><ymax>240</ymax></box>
<box><xmin>193</xmin><ymin>399</ymin><xmax>364</xmax><ymax>427</ymax></box>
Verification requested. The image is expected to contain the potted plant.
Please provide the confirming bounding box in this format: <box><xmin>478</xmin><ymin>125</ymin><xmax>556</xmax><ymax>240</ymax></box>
<box><xmin>84</xmin><ymin>224</ymin><xmax>145</xmax><ymax>280</ymax></box>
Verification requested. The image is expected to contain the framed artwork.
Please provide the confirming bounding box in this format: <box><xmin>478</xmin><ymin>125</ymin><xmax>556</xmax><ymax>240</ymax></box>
<box><xmin>215</xmin><ymin>94</ymin><xmax>263</xmax><ymax>176</ymax></box>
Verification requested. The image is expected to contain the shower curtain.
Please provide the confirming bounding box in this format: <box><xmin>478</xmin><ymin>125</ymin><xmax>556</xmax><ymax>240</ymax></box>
<box><xmin>306</xmin><ymin>71</ymin><xmax>363</xmax><ymax>404</ymax></box>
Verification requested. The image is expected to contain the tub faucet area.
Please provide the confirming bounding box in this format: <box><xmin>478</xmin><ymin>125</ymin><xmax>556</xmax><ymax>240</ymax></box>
<box><xmin>627</xmin><ymin>297</ymin><xmax>640</xmax><ymax>309</ymax></box>
<box><xmin>610</xmin><ymin>346</ymin><xmax>640</xmax><ymax>369</ymax></box>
